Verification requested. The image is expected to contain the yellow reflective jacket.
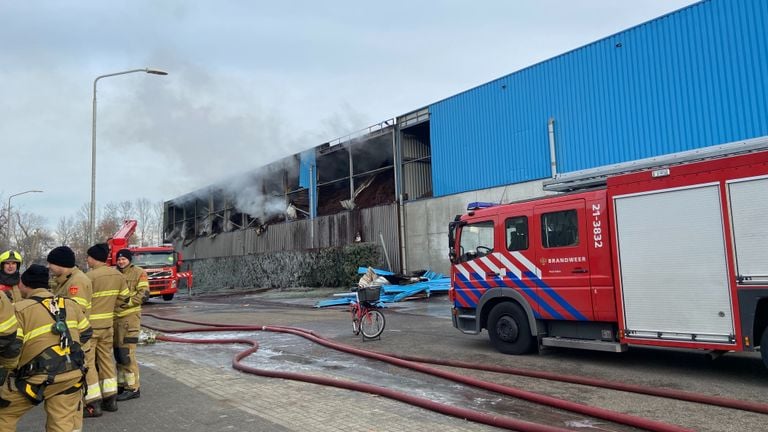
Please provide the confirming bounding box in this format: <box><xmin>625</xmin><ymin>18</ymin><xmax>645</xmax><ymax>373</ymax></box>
<box><xmin>86</xmin><ymin>263</ymin><xmax>129</xmax><ymax>329</ymax></box>
<box><xmin>0</xmin><ymin>284</ymin><xmax>22</xmax><ymax>303</ymax></box>
<box><xmin>0</xmin><ymin>293</ymin><xmax>19</xmax><ymax>369</ymax></box>
<box><xmin>13</xmin><ymin>289</ymin><xmax>92</xmax><ymax>383</ymax></box>
<box><xmin>116</xmin><ymin>264</ymin><xmax>149</xmax><ymax>318</ymax></box>
<box><xmin>52</xmin><ymin>267</ymin><xmax>93</xmax><ymax>319</ymax></box>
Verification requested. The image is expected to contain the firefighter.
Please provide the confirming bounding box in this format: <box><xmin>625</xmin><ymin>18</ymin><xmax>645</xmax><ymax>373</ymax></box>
<box><xmin>0</xmin><ymin>280</ymin><xmax>21</xmax><ymax>395</ymax></box>
<box><xmin>47</xmin><ymin>245</ymin><xmax>94</xmax><ymax>428</ymax></box>
<box><xmin>114</xmin><ymin>249</ymin><xmax>149</xmax><ymax>401</ymax></box>
<box><xmin>47</xmin><ymin>246</ymin><xmax>93</xmax><ymax>316</ymax></box>
<box><xmin>0</xmin><ymin>254</ymin><xmax>21</xmax><ymax>404</ymax></box>
<box><xmin>83</xmin><ymin>243</ymin><xmax>129</xmax><ymax>416</ymax></box>
<box><xmin>0</xmin><ymin>264</ymin><xmax>92</xmax><ymax>432</ymax></box>
<box><xmin>113</xmin><ymin>248</ymin><xmax>148</xmax><ymax>401</ymax></box>
<box><xmin>0</xmin><ymin>250</ymin><xmax>23</xmax><ymax>303</ymax></box>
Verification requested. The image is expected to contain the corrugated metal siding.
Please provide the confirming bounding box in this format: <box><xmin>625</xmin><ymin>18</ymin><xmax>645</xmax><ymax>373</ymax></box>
<box><xmin>430</xmin><ymin>0</ymin><xmax>768</xmax><ymax>196</ymax></box>
<box><xmin>359</xmin><ymin>204</ymin><xmax>401</xmax><ymax>271</ymax></box>
<box><xmin>404</xmin><ymin>163</ymin><xmax>432</xmax><ymax>200</ymax></box>
<box><xmin>181</xmin><ymin>204</ymin><xmax>400</xmax><ymax>270</ymax></box>
<box><xmin>402</xmin><ymin>134</ymin><xmax>430</xmax><ymax>160</ymax></box>
<box><xmin>402</xmin><ymin>133</ymin><xmax>433</xmax><ymax>199</ymax></box>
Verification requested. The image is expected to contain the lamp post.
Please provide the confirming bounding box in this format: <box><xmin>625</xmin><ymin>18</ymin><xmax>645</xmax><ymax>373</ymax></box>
<box><xmin>90</xmin><ymin>68</ymin><xmax>168</xmax><ymax>244</ymax></box>
<box><xmin>6</xmin><ymin>190</ymin><xmax>43</xmax><ymax>244</ymax></box>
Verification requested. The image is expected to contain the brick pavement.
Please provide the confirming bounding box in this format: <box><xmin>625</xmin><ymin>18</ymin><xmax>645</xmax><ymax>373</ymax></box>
<box><xmin>17</xmin><ymin>348</ymin><xmax>501</xmax><ymax>431</ymax></box>
<box><xmin>17</xmin><ymin>362</ymin><xmax>287</xmax><ymax>431</ymax></box>
<box><xmin>140</xmin><ymin>350</ymin><xmax>502</xmax><ymax>431</ymax></box>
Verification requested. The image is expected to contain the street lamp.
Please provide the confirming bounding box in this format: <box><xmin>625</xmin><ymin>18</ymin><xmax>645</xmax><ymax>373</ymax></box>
<box><xmin>90</xmin><ymin>68</ymin><xmax>168</xmax><ymax>244</ymax></box>
<box><xmin>6</xmin><ymin>190</ymin><xmax>43</xmax><ymax>243</ymax></box>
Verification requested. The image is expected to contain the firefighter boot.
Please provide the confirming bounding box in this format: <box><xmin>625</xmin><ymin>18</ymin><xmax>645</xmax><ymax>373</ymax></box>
<box><xmin>116</xmin><ymin>388</ymin><xmax>140</xmax><ymax>401</ymax></box>
<box><xmin>102</xmin><ymin>395</ymin><xmax>118</xmax><ymax>412</ymax></box>
<box><xmin>84</xmin><ymin>402</ymin><xmax>103</xmax><ymax>418</ymax></box>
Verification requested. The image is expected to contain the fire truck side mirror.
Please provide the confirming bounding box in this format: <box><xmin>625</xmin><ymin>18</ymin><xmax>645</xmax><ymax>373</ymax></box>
<box><xmin>448</xmin><ymin>250</ymin><xmax>457</xmax><ymax>264</ymax></box>
<box><xmin>448</xmin><ymin>219</ymin><xmax>465</xmax><ymax>264</ymax></box>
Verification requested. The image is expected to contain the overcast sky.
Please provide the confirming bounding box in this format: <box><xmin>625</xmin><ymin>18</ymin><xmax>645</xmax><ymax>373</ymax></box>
<box><xmin>0</xmin><ymin>0</ymin><xmax>699</xmax><ymax>231</ymax></box>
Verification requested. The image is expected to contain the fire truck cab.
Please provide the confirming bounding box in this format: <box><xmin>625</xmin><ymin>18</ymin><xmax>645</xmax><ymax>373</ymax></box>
<box><xmin>108</xmin><ymin>220</ymin><xmax>192</xmax><ymax>302</ymax></box>
<box><xmin>449</xmin><ymin>148</ymin><xmax>768</xmax><ymax>368</ymax></box>
<box><xmin>128</xmin><ymin>245</ymin><xmax>185</xmax><ymax>301</ymax></box>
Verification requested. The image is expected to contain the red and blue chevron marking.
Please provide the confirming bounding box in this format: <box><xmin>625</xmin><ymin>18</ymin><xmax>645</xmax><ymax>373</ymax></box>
<box><xmin>453</xmin><ymin>252</ymin><xmax>589</xmax><ymax>321</ymax></box>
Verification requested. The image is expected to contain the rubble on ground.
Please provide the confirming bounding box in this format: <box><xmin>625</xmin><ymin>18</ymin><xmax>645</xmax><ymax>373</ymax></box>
<box><xmin>315</xmin><ymin>266</ymin><xmax>449</xmax><ymax>308</ymax></box>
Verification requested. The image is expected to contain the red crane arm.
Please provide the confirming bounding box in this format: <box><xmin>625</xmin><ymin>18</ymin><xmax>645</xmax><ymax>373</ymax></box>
<box><xmin>107</xmin><ymin>219</ymin><xmax>138</xmax><ymax>265</ymax></box>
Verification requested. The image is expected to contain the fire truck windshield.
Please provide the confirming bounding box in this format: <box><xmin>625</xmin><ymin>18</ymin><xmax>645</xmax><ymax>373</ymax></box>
<box><xmin>132</xmin><ymin>252</ymin><xmax>175</xmax><ymax>268</ymax></box>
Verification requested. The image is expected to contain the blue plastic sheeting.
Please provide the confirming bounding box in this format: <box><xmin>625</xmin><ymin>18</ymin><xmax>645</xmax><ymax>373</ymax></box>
<box><xmin>315</xmin><ymin>269</ymin><xmax>450</xmax><ymax>308</ymax></box>
<box><xmin>299</xmin><ymin>149</ymin><xmax>315</xmax><ymax>189</ymax></box>
<box><xmin>357</xmin><ymin>267</ymin><xmax>394</xmax><ymax>275</ymax></box>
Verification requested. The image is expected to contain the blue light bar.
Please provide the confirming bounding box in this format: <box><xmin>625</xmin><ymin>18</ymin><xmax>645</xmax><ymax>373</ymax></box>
<box><xmin>467</xmin><ymin>202</ymin><xmax>497</xmax><ymax>210</ymax></box>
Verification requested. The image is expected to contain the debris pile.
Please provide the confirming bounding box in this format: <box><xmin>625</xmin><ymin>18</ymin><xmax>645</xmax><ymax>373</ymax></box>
<box><xmin>315</xmin><ymin>267</ymin><xmax>449</xmax><ymax>308</ymax></box>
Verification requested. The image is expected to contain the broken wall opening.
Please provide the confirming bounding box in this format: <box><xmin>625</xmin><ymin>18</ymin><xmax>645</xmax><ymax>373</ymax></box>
<box><xmin>401</xmin><ymin>119</ymin><xmax>432</xmax><ymax>201</ymax></box>
<box><xmin>349</xmin><ymin>133</ymin><xmax>395</xmax><ymax>210</ymax></box>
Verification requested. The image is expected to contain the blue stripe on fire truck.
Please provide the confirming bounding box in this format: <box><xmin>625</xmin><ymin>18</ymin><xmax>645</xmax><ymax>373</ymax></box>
<box><xmin>455</xmin><ymin>268</ymin><xmax>586</xmax><ymax>321</ymax></box>
<box><xmin>455</xmin><ymin>287</ymin><xmax>477</xmax><ymax>308</ymax></box>
<box><xmin>470</xmin><ymin>272</ymin><xmax>493</xmax><ymax>290</ymax></box>
<box><xmin>504</xmin><ymin>272</ymin><xmax>561</xmax><ymax>320</ymax></box>
<box><xmin>455</xmin><ymin>273</ymin><xmax>484</xmax><ymax>306</ymax></box>
<box><xmin>524</xmin><ymin>271</ymin><xmax>588</xmax><ymax>321</ymax></box>
<box><xmin>492</xmin><ymin>275</ymin><xmax>543</xmax><ymax>319</ymax></box>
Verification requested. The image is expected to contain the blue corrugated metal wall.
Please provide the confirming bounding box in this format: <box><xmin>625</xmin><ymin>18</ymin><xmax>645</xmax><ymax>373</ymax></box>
<box><xmin>430</xmin><ymin>0</ymin><xmax>768</xmax><ymax>196</ymax></box>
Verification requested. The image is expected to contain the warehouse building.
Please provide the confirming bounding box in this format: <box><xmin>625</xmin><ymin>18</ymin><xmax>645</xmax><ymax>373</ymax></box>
<box><xmin>165</xmin><ymin>0</ymin><xmax>768</xmax><ymax>288</ymax></box>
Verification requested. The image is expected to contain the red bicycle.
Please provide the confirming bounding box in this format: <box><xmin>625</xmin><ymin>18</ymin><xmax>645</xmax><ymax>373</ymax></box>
<box><xmin>350</xmin><ymin>286</ymin><xmax>385</xmax><ymax>339</ymax></box>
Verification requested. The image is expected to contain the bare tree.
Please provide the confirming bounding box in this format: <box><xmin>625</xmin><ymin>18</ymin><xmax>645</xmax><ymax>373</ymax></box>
<box><xmin>151</xmin><ymin>200</ymin><xmax>165</xmax><ymax>244</ymax></box>
<box><xmin>96</xmin><ymin>201</ymin><xmax>122</xmax><ymax>243</ymax></box>
<box><xmin>61</xmin><ymin>203</ymin><xmax>92</xmax><ymax>268</ymax></box>
<box><xmin>55</xmin><ymin>216</ymin><xmax>77</xmax><ymax>245</ymax></box>
<box><xmin>14</xmin><ymin>211</ymin><xmax>55</xmax><ymax>264</ymax></box>
<box><xmin>118</xmin><ymin>200</ymin><xmax>133</xmax><ymax>223</ymax></box>
<box><xmin>0</xmin><ymin>196</ymin><xmax>8</xmax><ymax>250</ymax></box>
<box><xmin>135</xmin><ymin>198</ymin><xmax>152</xmax><ymax>246</ymax></box>
<box><xmin>2</xmin><ymin>196</ymin><xmax>171</xmax><ymax>268</ymax></box>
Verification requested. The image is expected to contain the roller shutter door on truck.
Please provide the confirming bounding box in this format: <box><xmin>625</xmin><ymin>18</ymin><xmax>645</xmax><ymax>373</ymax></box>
<box><xmin>614</xmin><ymin>184</ymin><xmax>734</xmax><ymax>344</ymax></box>
<box><xmin>728</xmin><ymin>176</ymin><xmax>768</xmax><ymax>285</ymax></box>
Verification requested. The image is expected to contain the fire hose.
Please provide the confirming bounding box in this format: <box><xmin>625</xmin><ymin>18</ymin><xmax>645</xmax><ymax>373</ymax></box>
<box><xmin>141</xmin><ymin>313</ymin><xmax>760</xmax><ymax>432</ymax></box>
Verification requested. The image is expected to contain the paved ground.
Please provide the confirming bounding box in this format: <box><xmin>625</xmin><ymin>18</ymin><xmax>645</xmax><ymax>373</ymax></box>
<box><xmin>18</xmin><ymin>293</ymin><xmax>503</xmax><ymax>432</ymax></box>
<box><xmin>17</xmin><ymin>291</ymin><xmax>768</xmax><ymax>431</ymax></box>
<box><xmin>19</xmin><ymin>363</ymin><xmax>287</xmax><ymax>431</ymax></box>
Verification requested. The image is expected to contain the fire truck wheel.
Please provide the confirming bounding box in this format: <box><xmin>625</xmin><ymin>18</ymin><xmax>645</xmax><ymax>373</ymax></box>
<box><xmin>761</xmin><ymin>328</ymin><xmax>768</xmax><ymax>369</ymax></box>
<box><xmin>162</xmin><ymin>294</ymin><xmax>175</xmax><ymax>301</ymax></box>
<box><xmin>487</xmin><ymin>302</ymin><xmax>535</xmax><ymax>355</ymax></box>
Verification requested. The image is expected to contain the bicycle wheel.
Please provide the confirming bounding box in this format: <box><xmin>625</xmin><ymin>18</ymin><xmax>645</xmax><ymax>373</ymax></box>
<box><xmin>350</xmin><ymin>305</ymin><xmax>361</xmax><ymax>335</ymax></box>
<box><xmin>360</xmin><ymin>309</ymin><xmax>385</xmax><ymax>339</ymax></box>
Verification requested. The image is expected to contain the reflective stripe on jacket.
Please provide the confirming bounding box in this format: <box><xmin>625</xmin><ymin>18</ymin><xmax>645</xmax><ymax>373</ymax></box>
<box><xmin>116</xmin><ymin>265</ymin><xmax>149</xmax><ymax>318</ymax></box>
<box><xmin>86</xmin><ymin>264</ymin><xmax>129</xmax><ymax>329</ymax></box>
<box><xmin>52</xmin><ymin>268</ymin><xmax>93</xmax><ymax>318</ymax></box>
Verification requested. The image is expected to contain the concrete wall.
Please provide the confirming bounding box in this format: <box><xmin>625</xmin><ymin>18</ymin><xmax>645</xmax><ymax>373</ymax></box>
<box><xmin>403</xmin><ymin>180</ymin><xmax>548</xmax><ymax>275</ymax></box>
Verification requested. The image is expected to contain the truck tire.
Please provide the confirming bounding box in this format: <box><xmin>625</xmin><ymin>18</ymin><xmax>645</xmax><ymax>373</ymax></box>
<box><xmin>162</xmin><ymin>294</ymin><xmax>174</xmax><ymax>301</ymax></box>
<box><xmin>762</xmin><ymin>327</ymin><xmax>768</xmax><ymax>370</ymax></box>
<box><xmin>487</xmin><ymin>302</ymin><xmax>535</xmax><ymax>355</ymax></box>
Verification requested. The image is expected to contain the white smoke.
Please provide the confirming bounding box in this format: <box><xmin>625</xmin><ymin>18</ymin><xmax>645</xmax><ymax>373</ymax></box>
<box><xmin>228</xmin><ymin>178</ymin><xmax>286</xmax><ymax>223</ymax></box>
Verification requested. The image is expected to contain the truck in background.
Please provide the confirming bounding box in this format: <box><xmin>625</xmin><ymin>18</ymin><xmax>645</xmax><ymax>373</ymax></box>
<box><xmin>449</xmin><ymin>143</ymin><xmax>768</xmax><ymax>368</ymax></box>
<box><xmin>107</xmin><ymin>220</ymin><xmax>192</xmax><ymax>301</ymax></box>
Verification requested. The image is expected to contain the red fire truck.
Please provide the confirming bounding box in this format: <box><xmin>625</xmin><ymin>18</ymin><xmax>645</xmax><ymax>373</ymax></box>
<box><xmin>449</xmin><ymin>146</ymin><xmax>768</xmax><ymax>368</ymax></box>
<box><xmin>107</xmin><ymin>220</ymin><xmax>192</xmax><ymax>301</ymax></box>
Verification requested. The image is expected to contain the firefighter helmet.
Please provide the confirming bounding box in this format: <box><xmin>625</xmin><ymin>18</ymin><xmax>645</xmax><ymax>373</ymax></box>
<box><xmin>0</xmin><ymin>250</ymin><xmax>22</xmax><ymax>265</ymax></box>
